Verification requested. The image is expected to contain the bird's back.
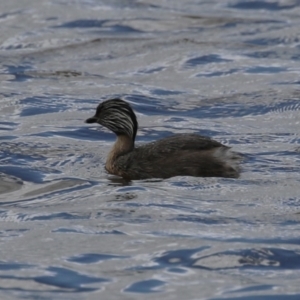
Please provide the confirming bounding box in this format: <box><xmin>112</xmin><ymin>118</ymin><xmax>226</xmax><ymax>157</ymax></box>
<box><xmin>114</xmin><ymin>134</ymin><xmax>241</xmax><ymax>179</ymax></box>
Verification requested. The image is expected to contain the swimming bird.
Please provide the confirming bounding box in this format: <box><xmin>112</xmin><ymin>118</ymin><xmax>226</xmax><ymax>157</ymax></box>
<box><xmin>85</xmin><ymin>98</ymin><xmax>241</xmax><ymax>180</ymax></box>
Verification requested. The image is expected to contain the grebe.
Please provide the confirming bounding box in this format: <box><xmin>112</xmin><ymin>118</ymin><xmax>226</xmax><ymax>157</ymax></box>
<box><xmin>85</xmin><ymin>98</ymin><xmax>241</xmax><ymax>180</ymax></box>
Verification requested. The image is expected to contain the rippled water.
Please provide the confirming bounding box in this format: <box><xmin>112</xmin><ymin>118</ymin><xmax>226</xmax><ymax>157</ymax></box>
<box><xmin>0</xmin><ymin>0</ymin><xmax>300</xmax><ymax>299</ymax></box>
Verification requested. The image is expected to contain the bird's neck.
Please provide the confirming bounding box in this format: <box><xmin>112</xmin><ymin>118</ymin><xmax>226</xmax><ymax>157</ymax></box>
<box><xmin>106</xmin><ymin>134</ymin><xmax>134</xmax><ymax>175</ymax></box>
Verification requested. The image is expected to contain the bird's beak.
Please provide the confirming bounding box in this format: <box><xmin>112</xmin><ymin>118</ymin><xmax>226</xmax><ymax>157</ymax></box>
<box><xmin>85</xmin><ymin>117</ymin><xmax>98</xmax><ymax>124</ymax></box>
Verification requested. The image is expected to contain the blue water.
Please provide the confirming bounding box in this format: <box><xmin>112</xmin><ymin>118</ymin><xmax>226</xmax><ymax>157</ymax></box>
<box><xmin>0</xmin><ymin>0</ymin><xmax>300</xmax><ymax>299</ymax></box>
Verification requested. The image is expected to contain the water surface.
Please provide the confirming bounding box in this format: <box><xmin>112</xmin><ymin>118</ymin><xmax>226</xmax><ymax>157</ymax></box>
<box><xmin>0</xmin><ymin>0</ymin><xmax>300</xmax><ymax>299</ymax></box>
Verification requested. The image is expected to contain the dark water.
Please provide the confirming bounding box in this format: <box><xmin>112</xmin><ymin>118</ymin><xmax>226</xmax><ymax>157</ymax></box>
<box><xmin>0</xmin><ymin>0</ymin><xmax>300</xmax><ymax>299</ymax></box>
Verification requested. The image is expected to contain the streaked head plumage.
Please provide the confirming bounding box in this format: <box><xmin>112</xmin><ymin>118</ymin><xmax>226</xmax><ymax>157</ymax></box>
<box><xmin>85</xmin><ymin>98</ymin><xmax>138</xmax><ymax>140</ymax></box>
